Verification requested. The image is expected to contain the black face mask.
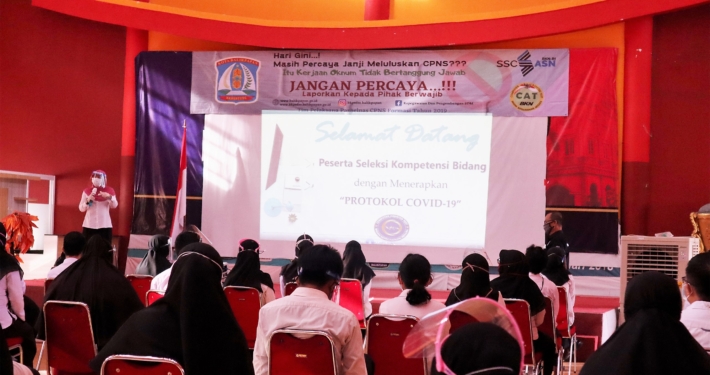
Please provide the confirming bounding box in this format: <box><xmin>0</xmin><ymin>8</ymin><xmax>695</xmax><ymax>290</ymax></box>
<box><xmin>543</xmin><ymin>222</ymin><xmax>553</xmax><ymax>236</ymax></box>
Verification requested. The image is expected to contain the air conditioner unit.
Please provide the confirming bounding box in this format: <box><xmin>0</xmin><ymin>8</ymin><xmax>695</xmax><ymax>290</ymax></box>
<box><xmin>620</xmin><ymin>236</ymin><xmax>699</xmax><ymax>321</ymax></box>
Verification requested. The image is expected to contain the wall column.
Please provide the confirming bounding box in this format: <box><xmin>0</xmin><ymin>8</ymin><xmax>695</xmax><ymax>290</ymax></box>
<box><xmin>621</xmin><ymin>17</ymin><xmax>653</xmax><ymax>235</ymax></box>
<box><xmin>117</xmin><ymin>27</ymin><xmax>148</xmax><ymax>271</ymax></box>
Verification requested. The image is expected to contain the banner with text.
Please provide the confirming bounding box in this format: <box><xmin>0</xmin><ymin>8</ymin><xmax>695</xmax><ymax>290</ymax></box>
<box><xmin>191</xmin><ymin>50</ymin><xmax>569</xmax><ymax>116</ymax></box>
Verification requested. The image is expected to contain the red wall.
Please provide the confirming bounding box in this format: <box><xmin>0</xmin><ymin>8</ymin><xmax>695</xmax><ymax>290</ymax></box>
<box><xmin>648</xmin><ymin>4</ymin><xmax>710</xmax><ymax>235</ymax></box>
<box><xmin>0</xmin><ymin>0</ymin><xmax>126</xmax><ymax>235</ymax></box>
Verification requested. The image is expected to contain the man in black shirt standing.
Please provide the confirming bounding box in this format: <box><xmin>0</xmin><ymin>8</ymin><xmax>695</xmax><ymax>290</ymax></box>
<box><xmin>544</xmin><ymin>211</ymin><xmax>569</xmax><ymax>268</ymax></box>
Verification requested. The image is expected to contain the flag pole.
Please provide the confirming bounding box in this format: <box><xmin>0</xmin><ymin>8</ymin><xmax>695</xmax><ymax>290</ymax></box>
<box><xmin>170</xmin><ymin>120</ymin><xmax>188</xmax><ymax>261</ymax></box>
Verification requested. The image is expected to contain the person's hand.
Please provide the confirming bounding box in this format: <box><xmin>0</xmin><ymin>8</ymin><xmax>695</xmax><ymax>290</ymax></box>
<box><xmin>99</xmin><ymin>192</ymin><xmax>112</xmax><ymax>199</ymax></box>
<box><xmin>87</xmin><ymin>193</ymin><xmax>95</xmax><ymax>202</ymax></box>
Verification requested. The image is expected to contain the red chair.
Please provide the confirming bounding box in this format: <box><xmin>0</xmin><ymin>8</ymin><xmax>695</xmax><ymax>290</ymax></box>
<box><xmin>332</xmin><ymin>278</ymin><xmax>365</xmax><ymax>328</ymax></box>
<box><xmin>126</xmin><ymin>275</ymin><xmax>154</xmax><ymax>306</ymax></box>
<box><xmin>365</xmin><ymin>314</ymin><xmax>425</xmax><ymax>375</ymax></box>
<box><xmin>45</xmin><ymin>278</ymin><xmax>54</xmax><ymax>293</ymax></box>
<box><xmin>145</xmin><ymin>290</ymin><xmax>165</xmax><ymax>306</ymax></box>
<box><xmin>224</xmin><ymin>286</ymin><xmax>261</xmax><ymax>349</ymax></box>
<box><xmin>448</xmin><ymin>310</ymin><xmax>480</xmax><ymax>333</ymax></box>
<box><xmin>556</xmin><ymin>287</ymin><xmax>577</xmax><ymax>375</ymax></box>
<box><xmin>284</xmin><ymin>282</ymin><xmax>298</xmax><ymax>296</ymax></box>
<box><xmin>7</xmin><ymin>336</ymin><xmax>23</xmax><ymax>364</ymax></box>
<box><xmin>269</xmin><ymin>329</ymin><xmax>337</xmax><ymax>375</ymax></box>
<box><xmin>44</xmin><ymin>300</ymin><xmax>97</xmax><ymax>375</ymax></box>
<box><xmin>505</xmin><ymin>299</ymin><xmax>542</xmax><ymax>375</ymax></box>
<box><xmin>100</xmin><ymin>354</ymin><xmax>184</xmax><ymax>375</ymax></box>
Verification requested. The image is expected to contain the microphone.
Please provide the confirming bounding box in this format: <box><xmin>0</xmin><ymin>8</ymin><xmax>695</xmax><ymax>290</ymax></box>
<box><xmin>88</xmin><ymin>187</ymin><xmax>97</xmax><ymax>207</ymax></box>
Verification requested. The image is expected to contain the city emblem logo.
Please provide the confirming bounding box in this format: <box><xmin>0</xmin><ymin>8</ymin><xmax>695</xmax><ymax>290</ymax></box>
<box><xmin>215</xmin><ymin>57</ymin><xmax>260</xmax><ymax>104</ymax></box>
<box><xmin>374</xmin><ymin>215</ymin><xmax>410</xmax><ymax>242</ymax></box>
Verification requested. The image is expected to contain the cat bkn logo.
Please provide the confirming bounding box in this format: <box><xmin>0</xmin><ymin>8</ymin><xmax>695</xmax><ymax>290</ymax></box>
<box><xmin>215</xmin><ymin>58</ymin><xmax>261</xmax><ymax>104</ymax></box>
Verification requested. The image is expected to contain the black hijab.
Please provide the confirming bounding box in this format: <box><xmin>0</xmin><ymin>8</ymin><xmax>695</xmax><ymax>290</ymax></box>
<box><xmin>446</xmin><ymin>254</ymin><xmax>499</xmax><ymax>306</ymax></box>
<box><xmin>134</xmin><ymin>235</ymin><xmax>171</xmax><ymax>276</ymax></box>
<box><xmin>0</xmin><ymin>223</ymin><xmax>22</xmax><ymax>280</ymax></box>
<box><xmin>280</xmin><ymin>234</ymin><xmax>313</xmax><ymax>283</ymax></box>
<box><xmin>37</xmin><ymin>235</ymin><xmax>143</xmax><ymax>349</ymax></box>
<box><xmin>342</xmin><ymin>241</ymin><xmax>375</xmax><ymax>288</ymax></box>
<box><xmin>238</xmin><ymin>239</ymin><xmax>274</xmax><ymax>289</ymax></box>
<box><xmin>433</xmin><ymin>322</ymin><xmax>521</xmax><ymax>375</ymax></box>
<box><xmin>90</xmin><ymin>243</ymin><xmax>254</xmax><ymax>375</ymax></box>
<box><xmin>225</xmin><ymin>250</ymin><xmax>264</xmax><ymax>292</ymax></box>
<box><xmin>490</xmin><ymin>250</ymin><xmax>545</xmax><ymax>315</ymax></box>
<box><xmin>542</xmin><ymin>246</ymin><xmax>570</xmax><ymax>286</ymax></box>
<box><xmin>581</xmin><ymin>271</ymin><xmax>710</xmax><ymax>375</ymax></box>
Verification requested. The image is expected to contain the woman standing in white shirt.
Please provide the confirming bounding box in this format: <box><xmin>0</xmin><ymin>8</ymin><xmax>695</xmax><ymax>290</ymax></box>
<box><xmin>225</xmin><ymin>250</ymin><xmax>275</xmax><ymax>305</ymax></box>
<box><xmin>342</xmin><ymin>241</ymin><xmax>376</xmax><ymax>318</ymax></box>
<box><xmin>379</xmin><ymin>253</ymin><xmax>445</xmax><ymax>319</ymax></box>
<box><xmin>78</xmin><ymin>170</ymin><xmax>117</xmax><ymax>242</ymax></box>
<box><xmin>0</xmin><ymin>223</ymin><xmax>36</xmax><ymax>369</ymax></box>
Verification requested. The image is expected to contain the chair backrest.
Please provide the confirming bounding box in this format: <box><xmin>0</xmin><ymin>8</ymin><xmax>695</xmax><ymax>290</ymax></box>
<box><xmin>126</xmin><ymin>275</ymin><xmax>154</xmax><ymax>306</ymax></box>
<box><xmin>100</xmin><ymin>354</ymin><xmax>184</xmax><ymax>375</ymax></box>
<box><xmin>45</xmin><ymin>278</ymin><xmax>53</xmax><ymax>293</ymax></box>
<box><xmin>44</xmin><ymin>300</ymin><xmax>97</xmax><ymax>374</ymax></box>
<box><xmin>269</xmin><ymin>329</ymin><xmax>337</xmax><ymax>375</ymax></box>
<box><xmin>504</xmin><ymin>299</ymin><xmax>535</xmax><ymax>358</ymax></box>
<box><xmin>333</xmin><ymin>278</ymin><xmax>365</xmax><ymax>327</ymax></box>
<box><xmin>284</xmin><ymin>282</ymin><xmax>298</xmax><ymax>296</ymax></box>
<box><xmin>224</xmin><ymin>286</ymin><xmax>261</xmax><ymax>349</ymax></box>
<box><xmin>146</xmin><ymin>290</ymin><xmax>165</xmax><ymax>306</ymax></box>
<box><xmin>539</xmin><ymin>297</ymin><xmax>557</xmax><ymax>347</ymax></box>
<box><xmin>365</xmin><ymin>314</ymin><xmax>424</xmax><ymax>375</ymax></box>
<box><xmin>448</xmin><ymin>310</ymin><xmax>480</xmax><ymax>333</ymax></box>
<box><xmin>556</xmin><ymin>286</ymin><xmax>570</xmax><ymax>332</ymax></box>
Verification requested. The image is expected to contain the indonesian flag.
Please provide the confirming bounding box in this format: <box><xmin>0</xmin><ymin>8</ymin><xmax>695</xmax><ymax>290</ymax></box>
<box><xmin>170</xmin><ymin>123</ymin><xmax>187</xmax><ymax>252</ymax></box>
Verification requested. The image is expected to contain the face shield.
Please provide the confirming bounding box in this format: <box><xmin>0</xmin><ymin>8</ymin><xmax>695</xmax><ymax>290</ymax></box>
<box><xmin>402</xmin><ymin>298</ymin><xmax>524</xmax><ymax>375</ymax></box>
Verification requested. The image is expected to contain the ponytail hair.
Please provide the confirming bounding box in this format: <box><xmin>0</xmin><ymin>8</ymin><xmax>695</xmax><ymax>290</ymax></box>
<box><xmin>399</xmin><ymin>253</ymin><xmax>432</xmax><ymax>306</ymax></box>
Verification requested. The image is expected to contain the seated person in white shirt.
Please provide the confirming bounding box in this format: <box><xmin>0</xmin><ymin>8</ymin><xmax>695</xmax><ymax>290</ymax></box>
<box><xmin>47</xmin><ymin>231</ymin><xmax>85</xmax><ymax>280</ymax></box>
<box><xmin>526</xmin><ymin>245</ymin><xmax>560</xmax><ymax>321</ymax></box>
<box><xmin>150</xmin><ymin>231</ymin><xmax>201</xmax><ymax>292</ymax></box>
<box><xmin>681</xmin><ymin>251</ymin><xmax>710</xmax><ymax>350</ymax></box>
<box><xmin>0</xmin><ymin>223</ymin><xmax>36</xmax><ymax>369</ymax></box>
<box><xmin>253</xmin><ymin>244</ymin><xmax>370</xmax><ymax>375</ymax></box>
<box><xmin>224</xmin><ymin>250</ymin><xmax>275</xmax><ymax>305</ymax></box>
<box><xmin>379</xmin><ymin>253</ymin><xmax>446</xmax><ymax>319</ymax></box>
<box><xmin>542</xmin><ymin>246</ymin><xmax>575</xmax><ymax>326</ymax></box>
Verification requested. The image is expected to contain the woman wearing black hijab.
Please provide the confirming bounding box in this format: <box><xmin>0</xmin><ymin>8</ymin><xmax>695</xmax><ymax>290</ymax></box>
<box><xmin>134</xmin><ymin>234</ymin><xmax>171</xmax><ymax>276</ymax></box>
<box><xmin>491</xmin><ymin>249</ymin><xmax>555</xmax><ymax>375</ymax></box>
<box><xmin>342</xmin><ymin>240</ymin><xmax>376</xmax><ymax>317</ymax></box>
<box><xmin>433</xmin><ymin>323</ymin><xmax>522</xmax><ymax>375</ymax></box>
<box><xmin>37</xmin><ymin>235</ymin><xmax>143</xmax><ymax>349</ymax></box>
<box><xmin>279</xmin><ymin>234</ymin><xmax>313</xmax><ymax>296</ymax></box>
<box><xmin>446</xmin><ymin>254</ymin><xmax>503</xmax><ymax>306</ymax></box>
<box><xmin>225</xmin><ymin>250</ymin><xmax>275</xmax><ymax>305</ymax></box>
<box><xmin>90</xmin><ymin>243</ymin><xmax>254</xmax><ymax>375</ymax></box>
<box><xmin>238</xmin><ymin>239</ymin><xmax>274</xmax><ymax>290</ymax></box>
<box><xmin>581</xmin><ymin>271</ymin><xmax>710</xmax><ymax>375</ymax></box>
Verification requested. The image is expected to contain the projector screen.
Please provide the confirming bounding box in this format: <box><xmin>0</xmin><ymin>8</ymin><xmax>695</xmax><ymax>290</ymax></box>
<box><xmin>260</xmin><ymin>112</ymin><xmax>492</xmax><ymax>248</ymax></box>
<box><xmin>202</xmin><ymin>112</ymin><xmax>546</xmax><ymax>264</ymax></box>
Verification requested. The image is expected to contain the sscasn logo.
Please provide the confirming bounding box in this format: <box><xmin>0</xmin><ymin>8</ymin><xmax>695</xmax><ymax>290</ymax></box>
<box><xmin>496</xmin><ymin>50</ymin><xmax>557</xmax><ymax>77</ymax></box>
